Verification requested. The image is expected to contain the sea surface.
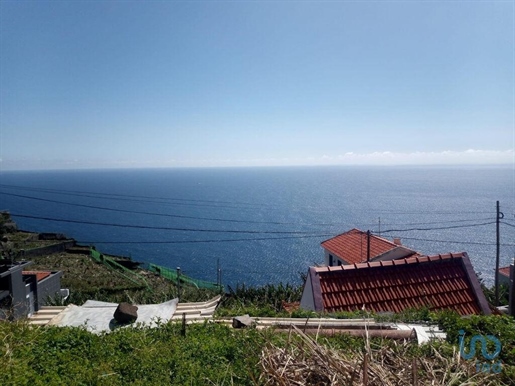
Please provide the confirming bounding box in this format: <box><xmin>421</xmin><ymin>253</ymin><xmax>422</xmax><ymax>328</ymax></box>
<box><xmin>0</xmin><ymin>166</ymin><xmax>514</xmax><ymax>288</ymax></box>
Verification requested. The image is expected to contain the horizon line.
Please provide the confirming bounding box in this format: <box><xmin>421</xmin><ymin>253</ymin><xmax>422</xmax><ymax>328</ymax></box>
<box><xmin>1</xmin><ymin>162</ymin><xmax>514</xmax><ymax>173</ymax></box>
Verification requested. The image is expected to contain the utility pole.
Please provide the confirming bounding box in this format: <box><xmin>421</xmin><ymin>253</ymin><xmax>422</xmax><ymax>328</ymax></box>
<box><xmin>509</xmin><ymin>259</ymin><xmax>514</xmax><ymax>317</ymax></box>
<box><xmin>217</xmin><ymin>258</ymin><xmax>222</xmax><ymax>289</ymax></box>
<box><xmin>495</xmin><ymin>201</ymin><xmax>504</xmax><ymax>306</ymax></box>
<box><xmin>378</xmin><ymin>217</ymin><xmax>381</xmax><ymax>236</ymax></box>
<box><xmin>176</xmin><ymin>267</ymin><xmax>181</xmax><ymax>301</ymax></box>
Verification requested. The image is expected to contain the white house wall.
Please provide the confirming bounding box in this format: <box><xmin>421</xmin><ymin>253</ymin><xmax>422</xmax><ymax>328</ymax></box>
<box><xmin>300</xmin><ymin>270</ymin><xmax>315</xmax><ymax>311</ymax></box>
<box><xmin>323</xmin><ymin>249</ymin><xmax>348</xmax><ymax>266</ymax></box>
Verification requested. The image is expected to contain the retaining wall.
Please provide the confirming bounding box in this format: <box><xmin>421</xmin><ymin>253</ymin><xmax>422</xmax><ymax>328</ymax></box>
<box><xmin>21</xmin><ymin>240</ymin><xmax>77</xmax><ymax>258</ymax></box>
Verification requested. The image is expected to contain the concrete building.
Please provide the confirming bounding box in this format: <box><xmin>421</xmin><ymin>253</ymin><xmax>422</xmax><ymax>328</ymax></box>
<box><xmin>0</xmin><ymin>260</ymin><xmax>63</xmax><ymax>320</ymax></box>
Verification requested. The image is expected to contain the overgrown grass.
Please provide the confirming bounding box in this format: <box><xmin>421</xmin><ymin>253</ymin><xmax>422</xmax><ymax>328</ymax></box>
<box><xmin>3</xmin><ymin>231</ymin><xmax>58</xmax><ymax>250</ymax></box>
<box><xmin>2</xmin><ymin>318</ymin><xmax>514</xmax><ymax>385</ymax></box>
<box><xmin>216</xmin><ymin>283</ymin><xmax>303</xmax><ymax>317</ymax></box>
<box><xmin>0</xmin><ymin>321</ymin><xmax>268</xmax><ymax>385</ymax></box>
<box><xmin>261</xmin><ymin>327</ymin><xmax>514</xmax><ymax>385</ymax></box>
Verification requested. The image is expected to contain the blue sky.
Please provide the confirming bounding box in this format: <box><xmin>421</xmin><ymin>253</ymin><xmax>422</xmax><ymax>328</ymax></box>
<box><xmin>0</xmin><ymin>1</ymin><xmax>513</xmax><ymax>170</ymax></box>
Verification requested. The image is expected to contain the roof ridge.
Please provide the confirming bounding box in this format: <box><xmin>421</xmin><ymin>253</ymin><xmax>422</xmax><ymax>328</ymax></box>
<box><xmin>322</xmin><ymin>228</ymin><xmax>405</xmax><ymax>248</ymax></box>
<box><xmin>320</xmin><ymin>228</ymin><xmax>361</xmax><ymax>243</ymax></box>
<box><xmin>315</xmin><ymin>252</ymin><xmax>467</xmax><ymax>272</ymax></box>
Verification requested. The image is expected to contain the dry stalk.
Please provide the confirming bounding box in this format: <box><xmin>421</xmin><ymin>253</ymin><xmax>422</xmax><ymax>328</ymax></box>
<box><xmin>257</xmin><ymin>325</ymin><xmax>506</xmax><ymax>386</ymax></box>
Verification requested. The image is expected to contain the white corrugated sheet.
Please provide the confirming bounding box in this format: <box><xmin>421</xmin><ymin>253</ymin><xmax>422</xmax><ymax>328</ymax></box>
<box><xmin>49</xmin><ymin>299</ymin><xmax>178</xmax><ymax>333</ymax></box>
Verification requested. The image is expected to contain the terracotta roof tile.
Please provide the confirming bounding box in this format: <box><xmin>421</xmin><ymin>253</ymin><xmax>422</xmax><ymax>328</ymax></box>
<box><xmin>498</xmin><ymin>266</ymin><xmax>512</xmax><ymax>278</ymax></box>
<box><xmin>306</xmin><ymin>252</ymin><xmax>490</xmax><ymax>316</ymax></box>
<box><xmin>23</xmin><ymin>271</ymin><xmax>51</xmax><ymax>282</ymax></box>
<box><xmin>322</xmin><ymin>229</ymin><xmax>399</xmax><ymax>264</ymax></box>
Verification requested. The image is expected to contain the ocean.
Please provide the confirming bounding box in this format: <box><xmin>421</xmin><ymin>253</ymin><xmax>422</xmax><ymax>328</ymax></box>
<box><xmin>0</xmin><ymin>165</ymin><xmax>514</xmax><ymax>288</ymax></box>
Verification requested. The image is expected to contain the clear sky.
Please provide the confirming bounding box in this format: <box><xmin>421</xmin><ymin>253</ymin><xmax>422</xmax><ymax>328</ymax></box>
<box><xmin>0</xmin><ymin>1</ymin><xmax>514</xmax><ymax>170</ymax></box>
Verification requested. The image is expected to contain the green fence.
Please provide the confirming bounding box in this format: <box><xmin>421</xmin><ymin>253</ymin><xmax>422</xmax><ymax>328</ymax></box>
<box><xmin>148</xmin><ymin>263</ymin><xmax>222</xmax><ymax>291</ymax></box>
<box><xmin>90</xmin><ymin>248</ymin><xmax>151</xmax><ymax>290</ymax></box>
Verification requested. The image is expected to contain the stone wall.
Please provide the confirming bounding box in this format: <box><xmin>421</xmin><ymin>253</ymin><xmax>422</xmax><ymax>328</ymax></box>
<box><xmin>21</xmin><ymin>240</ymin><xmax>76</xmax><ymax>258</ymax></box>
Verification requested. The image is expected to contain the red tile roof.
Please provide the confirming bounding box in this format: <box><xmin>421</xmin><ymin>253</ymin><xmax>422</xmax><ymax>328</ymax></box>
<box><xmin>498</xmin><ymin>266</ymin><xmax>512</xmax><ymax>278</ymax></box>
<box><xmin>304</xmin><ymin>252</ymin><xmax>490</xmax><ymax>316</ymax></box>
<box><xmin>23</xmin><ymin>271</ymin><xmax>51</xmax><ymax>282</ymax></box>
<box><xmin>321</xmin><ymin>228</ymin><xmax>417</xmax><ymax>264</ymax></box>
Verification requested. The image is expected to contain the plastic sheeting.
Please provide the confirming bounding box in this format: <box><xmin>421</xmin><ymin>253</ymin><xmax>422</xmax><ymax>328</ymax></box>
<box><xmin>51</xmin><ymin>298</ymin><xmax>178</xmax><ymax>333</ymax></box>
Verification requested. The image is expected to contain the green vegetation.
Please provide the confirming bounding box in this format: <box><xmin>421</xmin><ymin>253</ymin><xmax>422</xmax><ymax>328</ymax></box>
<box><xmin>1</xmin><ymin>222</ymin><xmax>515</xmax><ymax>384</ymax></box>
<box><xmin>483</xmin><ymin>283</ymin><xmax>511</xmax><ymax>307</ymax></box>
<box><xmin>0</xmin><ymin>321</ymin><xmax>267</xmax><ymax>385</ymax></box>
<box><xmin>217</xmin><ymin>283</ymin><xmax>303</xmax><ymax>317</ymax></box>
<box><xmin>437</xmin><ymin>312</ymin><xmax>515</xmax><ymax>366</ymax></box>
<box><xmin>2</xmin><ymin>315</ymin><xmax>514</xmax><ymax>385</ymax></box>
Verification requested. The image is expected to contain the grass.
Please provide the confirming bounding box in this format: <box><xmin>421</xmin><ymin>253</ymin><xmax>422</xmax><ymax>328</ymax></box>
<box><xmin>1</xmin><ymin>318</ymin><xmax>514</xmax><ymax>385</ymax></box>
<box><xmin>0</xmin><ymin>320</ymin><xmax>267</xmax><ymax>386</ymax></box>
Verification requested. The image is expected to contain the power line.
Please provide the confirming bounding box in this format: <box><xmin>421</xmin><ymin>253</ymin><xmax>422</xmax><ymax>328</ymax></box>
<box><xmin>2</xmin><ymin>183</ymin><xmax>505</xmax><ymax>216</ymax></box>
<box><xmin>1</xmin><ymin>191</ymin><xmax>496</xmax><ymax>229</ymax></box>
<box><xmin>389</xmin><ymin>236</ymin><xmax>515</xmax><ymax>247</ymax></box>
<box><xmin>77</xmin><ymin>234</ymin><xmax>333</xmax><ymax>244</ymax></box>
<box><xmin>367</xmin><ymin>209</ymin><xmax>493</xmax><ymax>215</ymax></box>
<box><xmin>76</xmin><ymin>234</ymin><xmax>515</xmax><ymax>247</ymax></box>
<box><xmin>0</xmin><ymin>191</ymin><xmax>310</xmax><ymax>226</ymax></box>
<box><xmin>9</xmin><ymin>212</ymin><xmax>502</xmax><ymax>238</ymax></box>
<box><xmin>501</xmin><ymin>221</ymin><xmax>515</xmax><ymax>228</ymax></box>
<box><xmin>9</xmin><ymin>213</ymin><xmax>327</xmax><ymax>235</ymax></box>
<box><xmin>359</xmin><ymin>217</ymin><xmax>494</xmax><ymax>227</ymax></box>
<box><xmin>0</xmin><ymin>184</ymin><xmax>266</xmax><ymax>211</ymax></box>
<box><xmin>0</xmin><ymin>183</ymin><xmax>263</xmax><ymax>207</ymax></box>
<box><xmin>67</xmin><ymin>231</ymin><xmax>515</xmax><ymax>247</ymax></box>
<box><xmin>377</xmin><ymin>221</ymin><xmax>497</xmax><ymax>233</ymax></box>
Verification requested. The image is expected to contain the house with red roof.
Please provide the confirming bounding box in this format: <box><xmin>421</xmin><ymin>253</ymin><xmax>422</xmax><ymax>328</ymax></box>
<box><xmin>321</xmin><ymin>228</ymin><xmax>419</xmax><ymax>266</ymax></box>
<box><xmin>497</xmin><ymin>266</ymin><xmax>512</xmax><ymax>286</ymax></box>
<box><xmin>300</xmin><ymin>252</ymin><xmax>491</xmax><ymax>316</ymax></box>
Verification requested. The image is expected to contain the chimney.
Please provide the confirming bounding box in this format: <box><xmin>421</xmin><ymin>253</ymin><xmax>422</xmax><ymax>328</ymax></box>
<box><xmin>393</xmin><ymin>238</ymin><xmax>402</xmax><ymax>246</ymax></box>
